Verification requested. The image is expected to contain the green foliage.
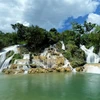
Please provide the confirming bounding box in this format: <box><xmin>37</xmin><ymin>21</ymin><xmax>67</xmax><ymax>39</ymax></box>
<box><xmin>6</xmin><ymin>51</ymin><xmax>14</xmax><ymax>59</ymax></box>
<box><xmin>11</xmin><ymin>54</ymin><xmax>23</xmax><ymax>63</ymax></box>
<box><xmin>0</xmin><ymin>40</ymin><xmax>4</xmax><ymax>50</ymax></box>
<box><xmin>61</xmin><ymin>30</ymin><xmax>76</xmax><ymax>44</ymax></box>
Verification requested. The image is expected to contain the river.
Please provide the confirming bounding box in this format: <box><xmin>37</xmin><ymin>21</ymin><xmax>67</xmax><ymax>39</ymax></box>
<box><xmin>0</xmin><ymin>73</ymin><xmax>100</xmax><ymax>100</ymax></box>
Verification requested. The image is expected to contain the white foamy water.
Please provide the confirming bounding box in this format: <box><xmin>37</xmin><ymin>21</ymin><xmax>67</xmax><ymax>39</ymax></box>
<box><xmin>80</xmin><ymin>45</ymin><xmax>100</xmax><ymax>63</ymax></box>
<box><xmin>83</xmin><ymin>64</ymin><xmax>100</xmax><ymax>74</ymax></box>
<box><xmin>0</xmin><ymin>45</ymin><xmax>19</xmax><ymax>72</ymax></box>
<box><xmin>61</xmin><ymin>41</ymin><xmax>65</xmax><ymax>50</ymax></box>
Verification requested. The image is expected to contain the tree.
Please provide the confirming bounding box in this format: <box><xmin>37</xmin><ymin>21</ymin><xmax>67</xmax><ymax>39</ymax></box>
<box><xmin>84</xmin><ymin>21</ymin><xmax>95</xmax><ymax>32</ymax></box>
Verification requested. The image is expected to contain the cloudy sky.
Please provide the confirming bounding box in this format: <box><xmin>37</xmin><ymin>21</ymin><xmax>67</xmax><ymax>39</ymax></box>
<box><xmin>0</xmin><ymin>0</ymin><xmax>100</xmax><ymax>32</ymax></box>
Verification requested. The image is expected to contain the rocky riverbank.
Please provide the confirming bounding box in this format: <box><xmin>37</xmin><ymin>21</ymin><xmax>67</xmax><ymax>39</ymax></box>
<box><xmin>2</xmin><ymin>65</ymin><xmax>84</xmax><ymax>74</ymax></box>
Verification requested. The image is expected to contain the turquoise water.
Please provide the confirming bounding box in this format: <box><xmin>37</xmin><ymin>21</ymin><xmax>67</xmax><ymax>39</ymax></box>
<box><xmin>0</xmin><ymin>73</ymin><xmax>100</xmax><ymax>100</ymax></box>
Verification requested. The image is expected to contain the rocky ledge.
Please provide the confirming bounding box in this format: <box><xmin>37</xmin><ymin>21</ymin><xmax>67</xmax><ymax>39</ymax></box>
<box><xmin>2</xmin><ymin>65</ymin><xmax>84</xmax><ymax>75</ymax></box>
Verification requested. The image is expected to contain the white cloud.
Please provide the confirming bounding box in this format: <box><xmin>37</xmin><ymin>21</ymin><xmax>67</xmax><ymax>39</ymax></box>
<box><xmin>0</xmin><ymin>0</ymin><xmax>99</xmax><ymax>32</ymax></box>
<box><xmin>87</xmin><ymin>13</ymin><xmax>100</xmax><ymax>25</ymax></box>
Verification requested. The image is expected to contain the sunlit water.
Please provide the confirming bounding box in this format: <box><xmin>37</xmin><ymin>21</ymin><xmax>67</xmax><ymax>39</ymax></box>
<box><xmin>0</xmin><ymin>73</ymin><xmax>100</xmax><ymax>100</ymax></box>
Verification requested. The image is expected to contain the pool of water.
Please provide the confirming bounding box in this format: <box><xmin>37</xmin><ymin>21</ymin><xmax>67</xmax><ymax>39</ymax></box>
<box><xmin>0</xmin><ymin>72</ymin><xmax>100</xmax><ymax>100</ymax></box>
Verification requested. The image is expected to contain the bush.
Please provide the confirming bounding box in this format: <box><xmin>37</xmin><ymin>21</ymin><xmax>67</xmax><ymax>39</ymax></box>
<box><xmin>11</xmin><ymin>54</ymin><xmax>23</xmax><ymax>63</ymax></box>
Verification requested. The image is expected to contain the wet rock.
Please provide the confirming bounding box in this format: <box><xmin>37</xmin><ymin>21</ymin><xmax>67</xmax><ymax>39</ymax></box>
<box><xmin>55</xmin><ymin>57</ymin><xmax>64</xmax><ymax>65</ymax></box>
<box><xmin>76</xmin><ymin>67</ymin><xmax>84</xmax><ymax>72</ymax></box>
<box><xmin>28</xmin><ymin>68</ymin><xmax>47</xmax><ymax>74</ymax></box>
<box><xmin>3</xmin><ymin>69</ymin><xmax>15</xmax><ymax>74</ymax></box>
<box><xmin>39</xmin><ymin>56</ymin><xmax>47</xmax><ymax>61</ymax></box>
<box><xmin>17</xmin><ymin>69</ymin><xmax>24</xmax><ymax>73</ymax></box>
<box><xmin>33</xmin><ymin>56</ymin><xmax>39</xmax><ymax>60</ymax></box>
<box><xmin>28</xmin><ymin>68</ymin><xmax>36</xmax><ymax>74</ymax></box>
<box><xmin>10</xmin><ymin>64</ymin><xmax>18</xmax><ymax>69</ymax></box>
<box><xmin>64</xmin><ymin>67</ymin><xmax>72</xmax><ymax>72</ymax></box>
<box><xmin>56</xmin><ymin>67</ymin><xmax>65</xmax><ymax>72</ymax></box>
<box><xmin>47</xmin><ymin>68</ymin><xmax>53</xmax><ymax>72</ymax></box>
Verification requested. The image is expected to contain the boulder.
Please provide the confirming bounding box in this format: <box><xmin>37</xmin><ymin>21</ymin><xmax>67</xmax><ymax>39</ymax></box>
<box><xmin>76</xmin><ymin>67</ymin><xmax>84</xmax><ymax>72</ymax></box>
<box><xmin>17</xmin><ymin>69</ymin><xmax>24</xmax><ymax>73</ymax></box>
<box><xmin>28</xmin><ymin>68</ymin><xmax>47</xmax><ymax>74</ymax></box>
<box><xmin>56</xmin><ymin>67</ymin><xmax>65</xmax><ymax>72</ymax></box>
<box><xmin>3</xmin><ymin>69</ymin><xmax>15</xmax><ymax>74</ymax></box>
<box><xmin>55</xmin><ymin>57</ymin><xmax>64</xmax><ymax>65</ymax></box>
<box><xmin>39</xmin><ymin>56</ymin><xmax>47</xmax><ymax>61</ymax></box>
<box><xmin>10</xmin><ymin>64</ymin><xmax>18</xmax><ymax>69</ymax></box>
<box><xmin>64</xmin><ymin>67</ymin><xmax>72</xmax><ymax>72</ymax></box>
<box><xmin>33</xmin><ymin>56</ymin><xmax>39</xmax><ymax>60</ymax></box>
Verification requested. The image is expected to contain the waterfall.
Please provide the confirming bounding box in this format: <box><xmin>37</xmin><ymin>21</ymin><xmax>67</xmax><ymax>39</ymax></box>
<box><xmin>63</xmin><ymin>59</ymin><xmax>72</xmax><ymax>69</ymax></box>
<box><xmin>80</xmin><ymin>45</ymin><xmax>100</xmax><ymax>63</ymax></box>
<box><xmin>0</xmin><ymin>55</ymin><xmax>14</xmax><ymax>72</ymax></box>
<box><xmin>60</xmin><ymin>41</ymin><xmax>65</xmax><ymax>50</ymax></box>
<box><xmin>0</xmin><ymin>45</ymin><xmax>19</xmax><ymax>72</ymax></box>
<box><xmin>80</xmin><ymin>45</ymin><xmax>100</xmax><ymax>74</ymax></box>
<box><xmin>0</xmin><ymin>52</ymin><xmax>6</xmax><ymax>68</ymax></box>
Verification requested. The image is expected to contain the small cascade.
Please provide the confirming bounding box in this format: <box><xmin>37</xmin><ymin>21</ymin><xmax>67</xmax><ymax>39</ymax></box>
<box><xmin>23</xmin><ymin>65</ymin><xmax>29</xmax><ymax>74</ymax></box>
<box><xmin>0</xmin><ymin>52</ymin><xmax>6</xmax><ymax>67</ymax></box>
<box><xmin>80</xmin><ymin>45</ymin><xmax>100</xmax><ymax>63</ymax></box>
<box><xmin>72</xmin><ymin>68</ymin><xmax>77</xmax><ymax>72</ymax></box>
<box><xmin>80</xmin><ymin>45</ymin><xmax>100</xmax><ymax>74</ymax></box>
<box><xmin>63</xmin><ymin>59</ymin><xmax>72</xmax><ymax>69</ymax></box>
<box><xmin>60</xmin><ymin>41</ymin><xmax>65</xmax><ymax>50</ymax></box>
<box><xmin>0</xmin><ymin>45</ymin><xmax>19</xmax><ymax>72</ymax></box>
<box><xmin>0</xmin><ymin>55</ymin><xmax>14</xmax><ymax>72</ymax></box>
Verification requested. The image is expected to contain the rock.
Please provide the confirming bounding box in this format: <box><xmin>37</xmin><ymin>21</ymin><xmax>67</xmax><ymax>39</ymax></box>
<box><xmin>28</xmin><ymin>68</ymin><xmax>36</xmax><ymax>74</ymax></box>
<box><xmin>56</xmin><ymin>67</ymin><xmax>65</xmax><ymax>72</ymax></box>
<box><xmin>39</xmin><ymin>56</ymin><xmax>47</xmax><ymax>61</ymax></box>
<box><xmin>10</xmin><ymin>64</ymin><xmax>18</xmax><ymax>69</ymax></box>
<box><xmin>3</xmin><ymin>69</ymin><xmax>15</xmax><ymax>74</ymax></box>
<box><xmin>33</xmin><ymin>56</ymin><xmax>39</xmax><ymax>60</ymax></box>
<box><xmin>52</xmin><ymin>64</ymin><xmax>59</xmax><ymax>68</ymax></box>
<box><xmin>47</xmin><ymin>68</ymin><xmax>53</xmax><ymax>72</ymax></box>
<box><xmin>28</xmin><ymin>68</ymin><xmax>47</xmax><ymax>74</ymax></box>
<box><xmin>55</xmin><ymin>57</ymin><xmax>64</xmax><ymax>65</ymax></box>
<box><xmin>64</xmin><ymin>67</ymin><xmax>72</xmax><ymax>72</ymax></box>
<box><xmin>76</xmin><ymin>67</ymin><xmax>84</xmax><ymax>72</ymax></box>
<box><xmin>17</xmin><ymin>69</ymin><xmax>24</xmax><ymax>73</ymax></box>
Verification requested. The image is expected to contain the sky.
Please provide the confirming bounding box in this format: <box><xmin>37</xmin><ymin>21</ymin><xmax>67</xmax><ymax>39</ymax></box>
<box><xmin>0</xmin><ymin>0</ymin><xmax>100</xmax><ymax>32</ymax></box>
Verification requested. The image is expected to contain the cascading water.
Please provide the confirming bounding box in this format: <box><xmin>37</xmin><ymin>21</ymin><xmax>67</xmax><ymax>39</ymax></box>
<box><xmin>0</xmin><ymin>45</ymin><xmax>19</xmax><ymax>72</ymax></box>
<box><xmin>80</xmin><ymin>45</ymin><xmax>100</xmax><ymax>74</ymax></box>
<box><xmin>60</xmin><ymin>41</ymin><xmax>65</xmax><ymax>50</ymax></box>
<box><xmin>0</xmin><ymin>52</ymin><xmax>6</xmax><ymax>68</ymax></box>
<box><xmin>0</xmin><ymin>55</ymin><xmax>14</xmax><ymax>72</ymax></box>
<box><xmin>80</xmin><ymin>45</ymin><xmax>100</xmax><ymax>63</ymax></box>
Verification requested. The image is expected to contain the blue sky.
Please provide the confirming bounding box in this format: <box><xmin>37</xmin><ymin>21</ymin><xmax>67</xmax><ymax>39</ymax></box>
<box><xmin>58</xmin><ymin>3</ymin><xmax>100</xmax><ymax>32</ymax></box>
<box><xmin>0</xmin><ymin>0</ymin><xmax>100</xmax><ymax>32</ymax></box>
